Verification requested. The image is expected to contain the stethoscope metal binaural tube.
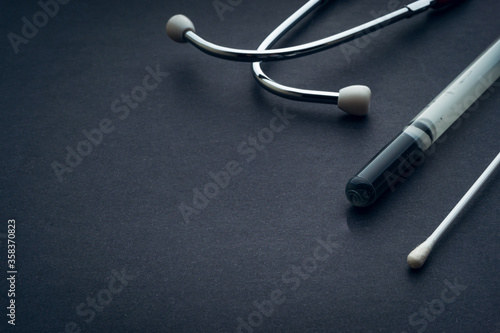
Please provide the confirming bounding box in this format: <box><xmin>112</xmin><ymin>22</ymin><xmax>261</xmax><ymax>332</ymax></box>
<box><xmin>166</xmin><ymin>0</ymin><xmax>461</xmax><ymax>114</ymax></box>
<box><xmin>168</xmin><ymin>0</ymin><xmax>445</xmax><ymax>62</ymax></box>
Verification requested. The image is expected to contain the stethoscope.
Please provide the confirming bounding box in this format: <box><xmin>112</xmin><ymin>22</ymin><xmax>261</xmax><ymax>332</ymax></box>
<box><xmin>166</xmin><ymin>0</ymin><xmax>456</xmax><ymax>116</ymax></box>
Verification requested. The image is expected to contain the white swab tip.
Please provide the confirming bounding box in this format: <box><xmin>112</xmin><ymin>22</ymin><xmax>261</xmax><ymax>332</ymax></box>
<box><xmin>338</xmin><ymin>85</ymin><xmax>371</xmax><ymax>116</ymax></box>
<box><xmin>407</xmin><ymin>242</ymin><xmax>433</xmax><ymax>269</ymax></box>
<box><xmin>166</xmin><ymin>14</ymin><xmax>195</xmax><ymax>43</ymax></box>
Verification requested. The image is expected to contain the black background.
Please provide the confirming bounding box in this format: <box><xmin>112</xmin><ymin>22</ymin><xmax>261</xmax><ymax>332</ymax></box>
<box><xmin>1</xmin><ymin>0</ymin><xmax>499</xmax><ymax>332</ymax></box>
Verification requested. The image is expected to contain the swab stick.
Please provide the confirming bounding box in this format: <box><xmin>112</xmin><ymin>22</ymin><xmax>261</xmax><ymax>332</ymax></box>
<box><xmin>407</xmin><ymin>153</ymin><xmax>500</xmax><ymax>269</ymax></box>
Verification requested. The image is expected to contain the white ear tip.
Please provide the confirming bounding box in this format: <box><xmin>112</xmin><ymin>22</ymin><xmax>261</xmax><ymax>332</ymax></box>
<box><xmin>166</xmin><ymin>14</ymin><xmax>195</xmax><ymax>43</ymax></box>
<box><xmin>338</xmin><ymin>85</ymin><xmax>371</xmax><ymax>116</ymax></box>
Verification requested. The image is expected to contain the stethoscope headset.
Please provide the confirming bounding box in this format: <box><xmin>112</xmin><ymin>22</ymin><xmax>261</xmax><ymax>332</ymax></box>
<box><xmin>166</xmin><ymin>0</ymin><xmax>457</xmax><ymax>116</ymax></box>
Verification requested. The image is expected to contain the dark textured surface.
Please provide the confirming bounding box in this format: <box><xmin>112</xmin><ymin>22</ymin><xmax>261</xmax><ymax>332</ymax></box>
<box><xmin>1</xmin><ymin>0</ymin><xmax>499</xmax><ymax>332</ymax></box>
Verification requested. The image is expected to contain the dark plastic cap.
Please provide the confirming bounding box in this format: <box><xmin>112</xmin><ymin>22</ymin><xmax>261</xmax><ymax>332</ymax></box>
<box><xmin>345</xmin><ymin>176</ymin><xmax>377</xmax><ymax>207</ymax></box>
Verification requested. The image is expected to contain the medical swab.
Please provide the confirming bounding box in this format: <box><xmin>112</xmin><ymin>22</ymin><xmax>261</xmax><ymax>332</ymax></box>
<box><xmin>407</xmin><ymin>152</ymin><xmax>500</xmax><ymax>269</ymax></box>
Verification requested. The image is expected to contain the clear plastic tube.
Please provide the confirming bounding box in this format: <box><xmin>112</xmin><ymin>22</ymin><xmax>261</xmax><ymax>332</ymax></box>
<box><xmin>410</xmin><ymin>36</ymin><xmax>500</xmax><ymax>146</ymax></box>
<box><xmin>346</xmin><ymin>36</ymin><xmax>500</xmax><ymax>207</ymax></box>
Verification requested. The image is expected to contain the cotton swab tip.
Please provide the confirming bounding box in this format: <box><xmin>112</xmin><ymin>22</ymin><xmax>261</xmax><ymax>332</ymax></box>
<box><xmin>407</xmin><ymin>241</ymin><xmax>433</xmax><ymax>269</ymax></box>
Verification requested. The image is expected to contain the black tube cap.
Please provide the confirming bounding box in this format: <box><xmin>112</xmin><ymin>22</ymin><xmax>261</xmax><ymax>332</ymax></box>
<box><xmin>345</xmin><ymin>132</ymin><xmax>424</xmax><ymax>207</ymax></box>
